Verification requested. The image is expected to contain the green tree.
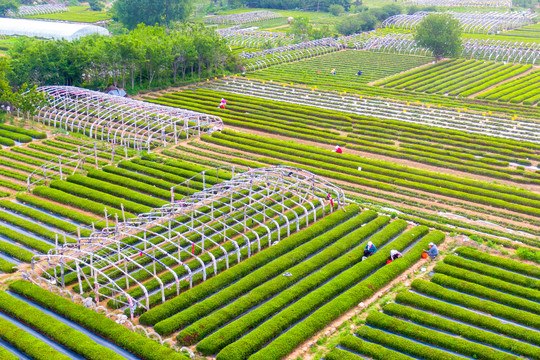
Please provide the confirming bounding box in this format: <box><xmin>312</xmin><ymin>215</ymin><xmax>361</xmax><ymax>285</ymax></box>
<box><xmin>7</xmin><ymin>84</ymin><xmax>50</xmax><ymax>120</ymax></box>
<box><xmin>112</xmin><ymin>0</ymin><xmax>194</xmax><ymax>30</ymax></box>
<box><xmin>328</xmin><ymin>4</ymin><xmax>344</xmax><ymax>16</ymax></box>
<box><xmin>0</xmin><ymin>0</ymin><xmax>17</xmax><ymax>17</ymax></box>
<box><xmin>414</xmin><ymin>13</ymin><xmax>462</xmax><ymax>61</ymax></box>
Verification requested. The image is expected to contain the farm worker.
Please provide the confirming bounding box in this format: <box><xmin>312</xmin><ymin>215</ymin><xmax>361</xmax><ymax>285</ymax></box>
<box><xmin>364</xmin><ymin>241</ymin><xmax>377</xmax><ymax>258</ymax></box>
<box><xmin>218</xmin><ymin>98</ymin><xmax>227</xmax><ymax>109</ymax></box>
<box><xmin>356</xmin><ymin>70</ymin><xmax>363</xmax><ymax>76</ymax></box>
<box><xmin>331</xmin><ymin>68</ymin><xmax>336</xmax><ymax>75</ymax></box>
<box><xmin>327</xmin><ymin>193</ymin><xmax>334</xmax><ymax>208</ymax></box>
<box><xmin>389</xmin><ymin>249</ymin><xmax>403</xmax><ymax>261</ymax></box>
<box><xmin>423</xmin><ymin>242</ymin><xmax>439</xmax><ymax>260</ymax></box>
<box><xmin>335</xmin><ymin>145</ymin><xmax>343</xmax><ymax>154</ymax></box>
<box><xmin>318</xmin><ymin>70</ymin><xmax>321</xmax><ymax>74</ymax></box>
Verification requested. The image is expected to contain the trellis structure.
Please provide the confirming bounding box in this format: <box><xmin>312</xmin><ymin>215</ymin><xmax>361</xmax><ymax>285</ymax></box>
<box><xmin>7</xmin><ymin>4</ymin><xmax>68</xmax><ymax>17</ymax></box>
<box><xmin>402</xmin><ymin>0</ymin><xmax>512</xmax><ymax>7</ymax></box>
<box><xmin>30</xmin><ymin>166</ymin><xmax>346</xmax><ymax>311</ymax></box>
<box><xmin>382</xmin><ymin>11</ymin><xmax>536</xmax><ymax>34</ymax></box>
<box><xmin>242</xmin><ymin>37</ymin><xmax>344</xmax><ymax>71</ymax></box>
<box><xmin>204</xmin><ymin>11</ymin><xmax>281</xmax><ymax>25</ymax></box>
<box><xmin>35</xmin><ymin>86</ymin><xmax>223</xmax><ymax>151</ymax></box>
<box><xmin>218</xmin><ymin>28</ymin><xmax>295</xmax><ymax>48</ymax></box>
<box><xmin>353</xmin><ymin>33</ymin><xmax>540</xmax><ymax>64</ymax></box>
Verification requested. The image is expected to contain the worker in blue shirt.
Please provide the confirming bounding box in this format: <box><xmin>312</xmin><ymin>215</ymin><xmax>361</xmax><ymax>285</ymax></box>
<box><xmin>424</xmin><ymin>242</ymin><xmax>439</xmax><ymax>260</ymax></box>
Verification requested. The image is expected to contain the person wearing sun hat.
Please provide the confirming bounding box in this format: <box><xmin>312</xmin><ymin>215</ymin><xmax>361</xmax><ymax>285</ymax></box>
<box><xmin>423</xmin><ymin>242</ymin><xmax>439</xmax><ymax>260</ymax></box>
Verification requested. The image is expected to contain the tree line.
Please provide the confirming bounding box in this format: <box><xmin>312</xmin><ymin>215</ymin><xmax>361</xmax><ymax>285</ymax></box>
<box><xmin>6</xmin><ymin>23</ymin><xmax>240</xmax><ymax>92</ymax></box>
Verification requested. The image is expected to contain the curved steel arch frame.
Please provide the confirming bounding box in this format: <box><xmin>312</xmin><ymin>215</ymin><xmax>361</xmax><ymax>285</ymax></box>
<box><xmin>35</xmin><ymin>86</ymin><xmax>223</xmax><ymax>150</ymax></box>
<box><xmin>30</xmin><ymin>166</ymin><xmax>346</xmax><ymax>311</ymax></box>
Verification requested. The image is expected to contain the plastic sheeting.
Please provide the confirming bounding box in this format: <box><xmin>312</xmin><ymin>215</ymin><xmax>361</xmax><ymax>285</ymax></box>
<box><xmin>0</xmin><ymin>18</ymin><xmax>109</xmax><ymax>41</ymax></box>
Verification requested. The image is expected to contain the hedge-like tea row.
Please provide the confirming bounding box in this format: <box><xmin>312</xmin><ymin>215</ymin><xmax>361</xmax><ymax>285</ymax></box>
<box><xmin>138</xmin><ymin>205</ymin><xmax>360</xmax><ymax>325</ymax></box>
<box><xmin>455</xmin><ymin>247</ymin><xmax>540</xmax><ymax>278</ymax></box>
<box><xmin>325</xmin><ymin>348</ymin><xmax>364</xmax><ymax>360</ymax></box>
<box><xmin>0</xmin><ymin>136</ymin><xmax>15</xmax><ymax>146</ymax></box>
<box><xmin>0</xmin><ymin>239</ymin><xmax>33</xmax><ymax>262</ymax></box>
<box><xmin>0</xmin><ymin>258</ymin><xmax>16</xmax><ymax>272</ymax></box>
<box><xmin>0</xmin><ymin>150</ymin><xmax>45</xmax><ymax>167</ymax></box>
<box><xmin>16</xmin><ymin>193</ymin><xmax>105</xmax><ymax>229</ymax></box>
<box><xmin>431</xmin><ymin>273</ymin><xmax>540</xmax><ymax>315</ymax></box>
<box><xmin>180</xmin><ymin>216</ymin><xmax>395</xmax><ymax>343</ymax></box>
<box><xmin>195</xmin><ymin>218</ymin><xmax>406</xmax><ymax>353</ymax></box>
<box><xmin>33</xmin><ymin>186</ymin><xmax>134</xmax><ymax>220</ymax></box>
<box><xmin>0</xmin><ymin>200</ymin><xmax>92</xmax><ymax>237</ymax></box>
<box><xmin>411</xmin><ymin>279</ymin><xmax>540</xmax><ymax>329</ymax></box>
<box><xmin>330</xmin><ymin>335</ymin><xmax>413</xmax><ymax>360</ymax></box>
<box><xmin>0</xmin><ymin>291</ymin><xmax>125</xmax><ymax>360</ymax></box>
<box><xmin>396</xmin><ymin>290</ymin><xmax>540</xmax><ymax>346</ymax></box>
<box><xmin>9</xmin><ymin>280</ymin><xmax>188</xmax><ymax>360</ymax></box>
<box><xmin>0</xmin><ymin>129</ymin><xmax>32</xmax><ymax>143</ymax></box>
<box><xmin>118</xmin><ymin>160</ymin><xmax>197</xmax><ymax>194</ymax></box>
<box><xmin>204</xmin><ymin>133</ymin><xmax>540</xmax><ymax>217</ymax></box>
<box><xmin>87</xmin><ymin>169</ymin><xmax>171</xmax><ymax>200</ymax></box>
<box><xmin>0</xmin><ymin>124</ymin><xmax>46</xmax><ymax>139</ymax></box>
<box><xmin>384</xmin><ymin>302</ymin><xmax>540</xmax><ymax>359</ymax></box>
<box><xmin>221</xmin><ymin>228</ymin><xmax>443</xmax><ymax>360</ymax></box>
<box><xmin>0</xmin><ymin>223</ymin><xmax>53</xmax><ymax>253</ymax></box>
<box><xmin>356</xmin><ymin>325</ymin><xmax>463</xmax><ymax>360</ymax></box>
<box><xmin>102</xmin><ymin>165</ymin><xmax>176</xmax><ymax>190</ymax></box>
<box><xmin>434</xmin><ymin>263</ymin><xmax>540</xmax><ymax>301</ymax></box>
<box><xmin>218</xmin><ymin>129</ymin><xmax>540</xmax><ymax>203</ymax></box>
<box><xmin>0</xmin><ymin>157</ymin><xmax>35</xmax><ymax>173</ymax></box>
<box><xmin>0</xmin><ymin>209</ymin><xmax>74</xmax><ymax>244</ymax></box>
<box><xmin>50</xmin><ymin>180</ymin><xmax>151</xmax><ymax>214</ymax></box>
<box><xmin>151</xmin><ymin>209</ymin><xmax>375</xmax><ymax>334</ymax></box>
<box><xmin>366</xmin><ymin>311</ymin><xmax>520</xmax><ymax>360</ymax></box>
<box><xmin>66</xmin><ymin>174</ymin><xmax>167</xmax><ymax>209</ymax></box>
<box><xmin>0</xmin><ymin>315</ymin><xmax>67</xmax><ymax>360</ymax></box>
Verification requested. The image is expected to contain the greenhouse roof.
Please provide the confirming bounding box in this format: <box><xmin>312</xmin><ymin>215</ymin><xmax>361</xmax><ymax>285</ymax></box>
<box><xmin>0</xmin><ymin>18</ymin><xmax>109</xmax><ymax>41</ymax></box>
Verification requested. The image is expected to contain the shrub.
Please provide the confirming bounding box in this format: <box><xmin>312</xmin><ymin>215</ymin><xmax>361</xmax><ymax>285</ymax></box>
<box><xmin>329</xmin><ymin>4</ymin><xmax>344</xmax><ymax>16</ymax></box>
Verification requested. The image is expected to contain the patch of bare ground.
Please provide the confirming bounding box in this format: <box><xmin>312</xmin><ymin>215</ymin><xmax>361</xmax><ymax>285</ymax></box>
<box><xmin>185</xmin><ymin>137</ymin><xmax>540</xmax><ymax>235</ymax></box>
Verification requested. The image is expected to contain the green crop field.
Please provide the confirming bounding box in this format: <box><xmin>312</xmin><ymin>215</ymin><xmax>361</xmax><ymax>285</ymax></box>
<box><xmin>377</xmin><ymin>58</ymin><xmax>533</xmax><ymax>97</ymax></box>
<box><xmin>0</xmin><ymin>3</ymin><xmax>539</xmax><ymax>360</ymax></box>
<box><xmin>326</xmin><ymin>247</ymin><xmax>540</xmax><ymax>360</ymax></box>
<box><xmin>248</xmin><ymin>50</ymin><xmax>435</xmax><ymax>89</ymax></box>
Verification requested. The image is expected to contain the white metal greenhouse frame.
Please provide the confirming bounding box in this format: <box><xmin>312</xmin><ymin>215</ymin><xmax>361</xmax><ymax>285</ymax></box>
<box><xmin>0</xmin><ymin>18</ymin><xmax>109</xmax><ymax>41</ymax></box>
<box><xmin>35</xmin><ymin>86</ymin><xmax>223</xmax><ymax>151</ymax></box>
<box><xmin>30</xmin><ymin>166</ymin><xmax>346</xmax><ymax>311</ymax></box>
